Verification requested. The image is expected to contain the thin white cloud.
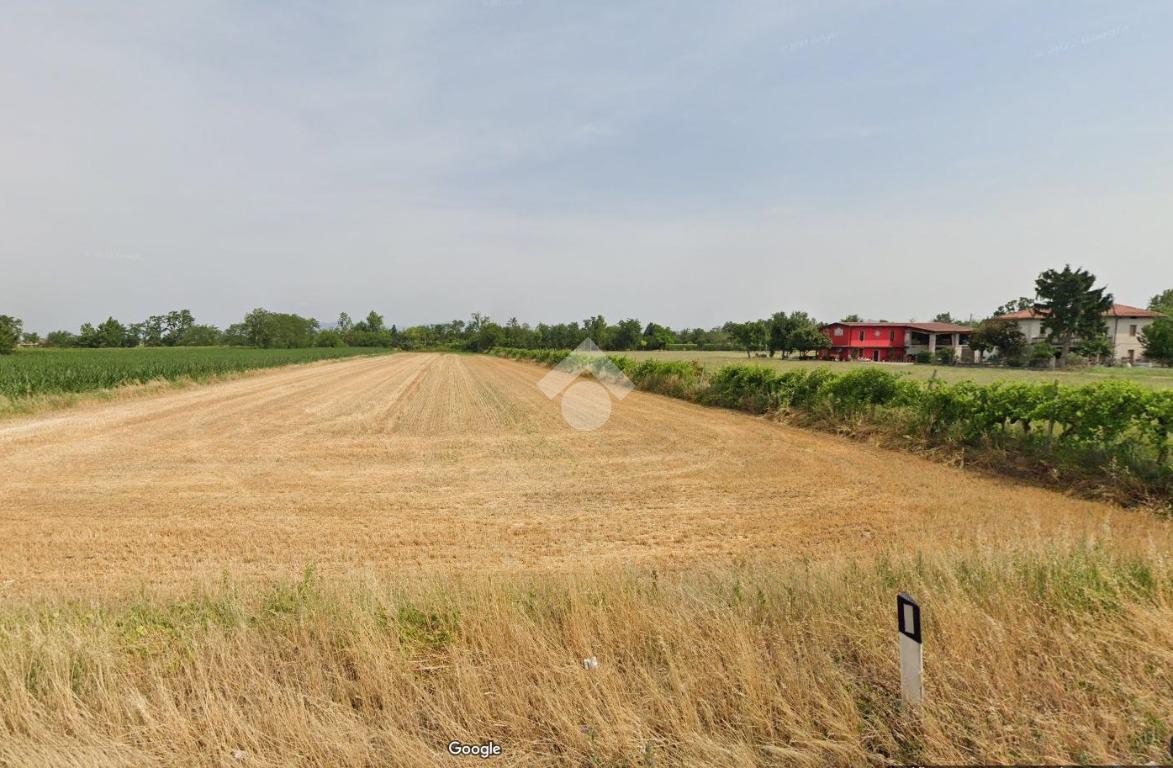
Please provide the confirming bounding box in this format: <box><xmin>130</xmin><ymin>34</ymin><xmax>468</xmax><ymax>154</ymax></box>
<box><xmin>1032</xmin><ymin>25</ymin><xmax>1129</xmax><ymax>61</ymax></box>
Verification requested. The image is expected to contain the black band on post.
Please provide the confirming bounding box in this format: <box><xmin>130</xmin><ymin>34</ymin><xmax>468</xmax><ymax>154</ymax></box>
<box><xmin>897</xmin><ymin>592</ymin><xmax>921</xmax><ymax>644</ymax></box>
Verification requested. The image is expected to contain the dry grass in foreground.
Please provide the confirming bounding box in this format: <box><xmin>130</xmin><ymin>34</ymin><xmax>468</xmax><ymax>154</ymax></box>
<box><xmin>2</xmin><ymin>540</ymin><xmax>1170</xmax><ymax>767</ymax></box>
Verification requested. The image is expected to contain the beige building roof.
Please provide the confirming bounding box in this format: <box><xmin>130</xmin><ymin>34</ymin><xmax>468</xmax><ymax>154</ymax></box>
<box><xmin>996</xmin><ymin>303</ymin><xmax>1164</xmax><ymax>320</ymax></box>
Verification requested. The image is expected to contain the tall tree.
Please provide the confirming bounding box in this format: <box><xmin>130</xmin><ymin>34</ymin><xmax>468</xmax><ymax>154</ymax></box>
<box><xmin>45</xmin><ymin>330</ymin><xmax>77</xmax><ymax>347</ymax></box>
<box><xmin>968</xmin><ymin>319</ymin><xmax>1026</xmax><ymax>363</ymax></box>
<box><xmin>239</xmin><ymin>308</ymin><xmax>318</xmax><ymax>348</ymax></box>
<box><xmin>967</xmin><ymin>323</ymin><xmax>995</xmax><ymax>362</ymax></box>
<box><xmin>768</xmin><ymin>311</ymin><xmax>819</xmax><ymax>357</ymax></box>
<box><xmin>140</xmin><ymin>315</ymin><xmax>165</xmax><ymax>346</ymax></box>
<box><xmin>181</xmin><ymin>324</ymin><xmax>223</xmax><ymax>346</ymax></box>
<box><xmin>77</xmin><ymin>319</ymin><xmax>128</xmax><ymax>348</ymax></box>
<box><xmin>791</xmin><ymin>325</ymin><xmax>831</xmax><ymax>358</ymax></box>
<box><xmin>0</xmin><ymin>315</ymin><xmax>22</xmax><ymax>354</ymax></box>
<box><xmin>96</xmin><ymin>317</ymin><xmax>128</xmax><ymax>348</ymax></box>
<box><xmin>608</xmin><ymin>318</ymin><xmax>643</xmax><ymax>351</ymax></box>
<box><xmin>642</xmin><ymin>322</ymin><xmax>676</xmax><ymax>350</ymax></box>
<box><xmin>766</xmin><ymin>312</ymin><xmax>796</xmax><ymax>357</ymax></box>
<box><xmin>1148</xmin><ymin>289</ymin><xmax>1173</xmax><ymax>316</ymax></box>
<box><xmin>840</xmin><ymin>313</ymin><xmax>863</xmax><ymax>323</ymax></box>
<box><xmin>162</xmin><ymin>310</ymin><xmax>195</xmax><ymax>346</ymax></box>
<box><xmin>932</xmin><ymin>312</ymin><xmax>955</xmax><ymax>324</ymax></box>
<box><xmin>1034</xmin><ymin>265</ymin><xmax>1113</xmax><ymax>364</ymax></box>
<box><xmin>728</xmin><ymin>321</ymin><xmax>766</xmax><ymax>358</ymax></box>
<box><xmin>995</xmin><ymin>297</ymin><xmax>1035</xmax><ymax>316</ymax></box>
<box><xmin>1140</xmin><ymin>318</ymin><xmax>1173</xmax><ymax>365</ymax></box>
<box><xmin>582</xmin><ymin>315</ymin><xmax>608</xmax><ymax>347</ymax></box>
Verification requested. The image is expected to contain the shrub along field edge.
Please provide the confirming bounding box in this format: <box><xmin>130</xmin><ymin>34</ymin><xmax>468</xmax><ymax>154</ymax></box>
<box><xmin>490</xmin><ymin>348</ymin><xmax>1173</xmax><ymax>510</ymax></box>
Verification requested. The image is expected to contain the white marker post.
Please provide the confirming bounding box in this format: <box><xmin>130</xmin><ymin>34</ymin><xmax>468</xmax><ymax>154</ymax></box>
<box><xmin>897</xmin><ymin>593</ymin><xmax>923</xmax><ymax>707</ymax></box>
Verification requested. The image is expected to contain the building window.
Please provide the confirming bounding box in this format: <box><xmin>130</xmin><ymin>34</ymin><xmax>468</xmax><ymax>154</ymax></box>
<box><xmin>874</xmin><ymin>329</ymin><xmax>881</xmax><ymax>338</ymax></box>
<box><xmin>889</xmin><ymin>330</ymin><xmax>895</xmax><ymax>342</ymax></box>
<box><xmin>858</xmin><ymin>331</ymin><xmax>865</xmax><ymax>341</ymax></box>
<box><xmin>833</xmin><ymin>327</ymin><xmax>843</xmax><ymax>336</ymax></box>
<box><xmin>1129</xmin><ymin>324</ymin><xmax>1138</xmax><ymax>336</ymax></box>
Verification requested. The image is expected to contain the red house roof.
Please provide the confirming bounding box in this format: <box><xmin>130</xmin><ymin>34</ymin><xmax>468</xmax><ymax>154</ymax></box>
<box><xmin>997</xmin><ymin>303</ymin><xmax>1163</xmax><ymax>320</ymax></box>
<box><xmin>829</xmin><ymin>321</ymin><xmax>973</xmax><ymax>333</ymax></box>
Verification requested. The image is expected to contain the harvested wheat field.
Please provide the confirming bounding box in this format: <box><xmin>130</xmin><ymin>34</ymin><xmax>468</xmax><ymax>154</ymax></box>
<box><xmin>0</xmin><ymin>352</ymin><xmax>1165</xmax><ymax>591</ymax></box>
<box><xmin>1</xmin><ymin>353</ymin><xmax>1171</xmax><ymax>766</ymax></box>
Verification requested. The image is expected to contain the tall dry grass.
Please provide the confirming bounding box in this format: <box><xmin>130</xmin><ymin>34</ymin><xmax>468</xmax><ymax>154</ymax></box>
<box><xmin>2</xmin><ymin>539</ymin><xmax>1170</xmax><ymax>767</ymax></box>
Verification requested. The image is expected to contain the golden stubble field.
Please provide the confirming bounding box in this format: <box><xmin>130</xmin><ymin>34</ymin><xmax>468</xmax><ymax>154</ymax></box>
<box><xmin>0</xmin><ymin>352</ymin><xmax>1165</xmax><ymax>594</ymax></box>
<box><xmin>1</xmin><ymin>353</ymin><xmax>1171</xmax><ymax>767</ymax></box>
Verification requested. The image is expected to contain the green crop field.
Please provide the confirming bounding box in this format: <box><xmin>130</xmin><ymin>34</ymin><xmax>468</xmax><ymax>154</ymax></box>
<box><xmin>625</xmin><ymin>350</ymin><xmax>1173</xmax><ymax>389</ymax></box>
<box><xmin>0</xmin><ymin>346</ymin><xmax>391</xmax><ymax>404</ymax></box>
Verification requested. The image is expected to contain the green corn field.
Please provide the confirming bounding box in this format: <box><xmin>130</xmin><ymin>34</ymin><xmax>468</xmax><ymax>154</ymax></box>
<box><xmin>0</xmin><ymin>347</ymin><xmax>389</xmax><ymax>402</ymax></box>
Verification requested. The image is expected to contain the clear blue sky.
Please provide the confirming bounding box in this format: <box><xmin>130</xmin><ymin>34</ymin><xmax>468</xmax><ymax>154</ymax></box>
<box><xmin>2</xmin><ymin>1</ymin><xmax>1171</xmax><ymax>332</ymax></box>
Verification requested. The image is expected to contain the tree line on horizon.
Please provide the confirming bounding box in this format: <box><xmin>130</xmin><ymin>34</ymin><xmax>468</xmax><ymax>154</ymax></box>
<box><xmin>3</xmin><ymin>267</ymin><xmax>1173</xmax><ymax>364</ymax></box>
<box><xmin>0</xmin><ymin>307</ymin><xmax>834</xmax><ymax>358</ymax></box>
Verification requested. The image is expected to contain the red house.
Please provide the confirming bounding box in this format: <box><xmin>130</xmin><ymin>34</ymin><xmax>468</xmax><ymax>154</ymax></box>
<box><xmin>819</xmin><ymin>321</ymin><xmax>973</xmax><ymax>362</ymax></box>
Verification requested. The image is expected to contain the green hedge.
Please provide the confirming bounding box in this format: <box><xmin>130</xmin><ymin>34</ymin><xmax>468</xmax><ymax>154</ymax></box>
<box><xmin>491</xmin><ymin>347</ymin><xmax>1172</xmax><ymax>504</ymax></box>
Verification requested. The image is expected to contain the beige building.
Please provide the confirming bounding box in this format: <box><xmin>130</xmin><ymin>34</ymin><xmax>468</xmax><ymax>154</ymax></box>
<box><xmin>996</xmin><ymin>303</ymin><xmax>1164</xmax><ymax>363</ymax></box>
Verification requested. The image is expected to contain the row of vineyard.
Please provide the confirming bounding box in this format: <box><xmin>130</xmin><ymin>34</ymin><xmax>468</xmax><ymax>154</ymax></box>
<box><xmin>492</xmin><ymin>347</ymin><xmax>1172</xmax><ymax>507</ymax></box>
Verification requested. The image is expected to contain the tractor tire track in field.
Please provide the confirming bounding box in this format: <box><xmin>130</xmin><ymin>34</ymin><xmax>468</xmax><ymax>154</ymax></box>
<box><xmin>0</xmin><ymin>353</ymin><xmax>1164</xmax><ymax>595</ymax></box>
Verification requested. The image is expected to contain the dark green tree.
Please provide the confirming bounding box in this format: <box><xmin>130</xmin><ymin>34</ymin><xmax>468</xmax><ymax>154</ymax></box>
<box><xmin>1034</xmin><ymin>265</ymin><xmax>1113</xmax><ymax>364</ymax></box>
<box><xmin>1074</xmin><ymin>334</ymin><xmax>1113</xmax><ymax>364</ymax></box>
<box><xmin>642</xmin><ymin>322</ymin><xmax>676</xmax><ymax>350</ymax></box>
<box><xmin>1140</xmin><ymin>317</ymin><xmax>1173</xmax><ymax>365</ymax></box>
<box><xmin>1148</xmin><ymin>289</ymin><xmax>1173</xmax><ymax>316</ymax></box>
<box><xmin>791</xmin><ymin>324</ymin><xmax>831</xmax><ymax>358</ymax></box>
<box><xmin>222</xmin><ymin>323</ymin><xmax>248</xmax><ymax>346</ymax></box>
<box><xmin>608</xmin><ymin>319</ymin><xmax>643</xmax><ymax>351</ymax></box>
<box><xmin>768</xmin><ymin>311</ymin><xmax>820</xmax><ymax>357</ymax></box>
<box><xmin>994</xmin><ymin>297</ymin><xmax>1035</xmax><ymax>316</ymax></box>
<box><xmin>162</xmin><ymin>310</ymin><xmax>195</xmax><ymax>346</ymax></box>
<box><xmin>766</xmin><ymin>312</ymin><xmax>797</xmax><ymax>357</ymax></box>
<box><xmin>239</xmin><ymin>308</ymin><xmax>318</xmax><ymax>348</ymax></box>
<box><xmin>728</xmin><ymin>321</ymin><xmax>766</xmax><ymax>358</ymax></box>
<box><xmin>315</xmin><ymin>329</ymin><xmax>346</xmax><ymax>348</ymax></box>
<box><xmin>180</xmin><ymin>324</ymin><xmax>223</xmax><ymax>346</ymax></box>
<box><xmin>44</xmin><ymin>330</ymin><xmax>77</xmax><ymax>347</ymax></box>
<box><xmin>968</xmin><ymin>319</ymin><xmax>1027</xmax><ymax>362</ymax></box>
<box><xmin>97</xmin><ymin>316</ymin><xmax>129</xmax><ymax>347</ymax></box>
<box><xmin>140</xmin><ymin>315</ymin><xmax>165</xmax><ymax>346</ymax></box>
<box><xmin>582</xmin><ymin>315</ymin><xmax>608</xmax><ymax>348</ymax></box>
<box><xmin>78</xmin><ymin>319</ymin><xmax>125</xmax><ymax>348</ymax></box>
<box><xmin>0</xmin><ymin>315</ymin><xmax>22</xmax><ymax>354</ymax></box>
